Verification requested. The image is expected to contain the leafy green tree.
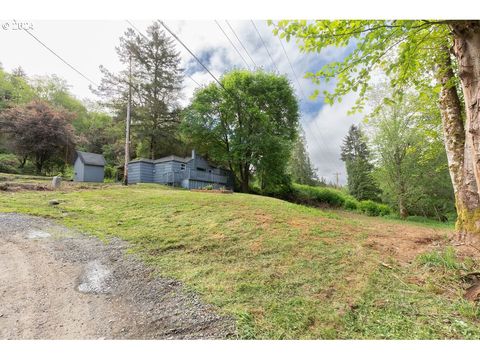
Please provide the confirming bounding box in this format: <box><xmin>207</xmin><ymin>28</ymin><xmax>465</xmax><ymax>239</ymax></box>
<box><xmin>340</xmin><ymin>124</ymin><xmax>380</xmax><ymax>201</ymax></box>
<box><xmin>288</xmin><ymin>126</ymin><xmax>319</xmax><ymax>186</ymax></box>
<box><xmin>182</xmin><ymin>69</ymin><xmax>299</xmax><ymax>192</ymax></box>
<box><xmin>271</xmin><ymin>20</ymin><xmax>480</xmax><ymax>241</ymax></box>
<box><xmin>0</xmin><ymin>67</ymin><xmax>35</xmax><ymax>110</ymax></box>
<box><xmin>30</xmin><ymin>75</ymin><xmax>87</xmax><ymax>120</ymax></box>
<box><xmin>370</xmin><ymin>89</ymin><xmax>454</xmax><ymax>220</ymax></box>
<box><xmin>96</xmin><ymin>21</ymin><xmax>183</xmax><ymax>159</ymax></box>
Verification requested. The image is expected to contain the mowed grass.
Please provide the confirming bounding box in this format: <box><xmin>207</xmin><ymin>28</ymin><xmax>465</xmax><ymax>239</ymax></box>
<box><xmin>1</xmin><ymin>183</ymin><xmax>479</xmax><ymax>339</ymax></box>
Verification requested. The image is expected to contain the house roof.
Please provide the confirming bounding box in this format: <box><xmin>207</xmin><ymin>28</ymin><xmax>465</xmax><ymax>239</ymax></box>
<box><xmin>76</xmin><ymin>151</ymin><xmax>106</xmax><ymax>166</ymax></box>
<box><xmin>129</xmin><ymin>155</ymin><xmax>192</xmax><ymax>164</ymax></box>
<box><xmin>154</xmin><ymin>155</ymin><xmax>192</xmax><ymax>163</ymax></box>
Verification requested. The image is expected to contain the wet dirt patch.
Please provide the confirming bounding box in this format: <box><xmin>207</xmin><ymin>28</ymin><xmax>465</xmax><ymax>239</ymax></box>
<box><xmin>76</xmin><ymin>260</ymin><xmax>113</xmax><ymax>294</ymax></box>
<box><xmin>27</xmin><ymin>230</ymin><xmax>51</xmax><ymax>239</ymax></box>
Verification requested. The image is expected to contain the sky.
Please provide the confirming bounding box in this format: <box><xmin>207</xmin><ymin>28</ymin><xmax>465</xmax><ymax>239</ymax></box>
<box><xmin>0</xmin><ymin>19</ymin><xmax>362</xmax><ymax>184</ymax></box>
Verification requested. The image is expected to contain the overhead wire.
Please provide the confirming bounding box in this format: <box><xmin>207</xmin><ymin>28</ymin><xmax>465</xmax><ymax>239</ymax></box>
<box><xmin>225</xmin><ymin>20</ymin><xmax>258</xmax><ymax>69</ymax></box>
<box><xmin>274</xmin><ymin>32</ymin><xmax>332</xmax><ymax>166</ymax></box>
<box><xmin>23</xmin><ymin>28</ymin><xmax>98</xmax><ymax>87</ymax></box>
<box><xmin>250</xmin><ymin>20</ymin><xmax>279</xmax><ymax>73</ymax></box>
<box><xmin>214</xmin><ymin>20</ymin><xmax>251</xmax><ymax>70</ymax></box>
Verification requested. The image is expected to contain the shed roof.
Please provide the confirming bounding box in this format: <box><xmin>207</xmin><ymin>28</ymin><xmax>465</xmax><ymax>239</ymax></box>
<box><xmin>76</xmin><ymin>151</ymin><xmax>106</xmax><ymax>166</ymax></box>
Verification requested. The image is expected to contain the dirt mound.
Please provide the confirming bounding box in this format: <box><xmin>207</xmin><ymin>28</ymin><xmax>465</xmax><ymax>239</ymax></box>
<box><xmin>0</xmin><ymin>182</ymin><xmax>51</xmax><ymax>192</ymax></box>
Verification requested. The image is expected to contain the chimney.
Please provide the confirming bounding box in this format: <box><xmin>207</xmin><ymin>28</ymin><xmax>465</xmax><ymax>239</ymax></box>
<box><xmin>192</xmin><ymin>149</ymin><xmax>196</xmax><ymax>159</ymax></box>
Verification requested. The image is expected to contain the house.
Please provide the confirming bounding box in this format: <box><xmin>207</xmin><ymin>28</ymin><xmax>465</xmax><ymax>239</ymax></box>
<box><xmin>127</xmin><ymin>150</ymin><xmax>234</xmax><ymax>190</ymax></box>
<box><xmin>73</xmin><ymin>151</ymin><xmax>106</xmax><ymax>182</ymax></box>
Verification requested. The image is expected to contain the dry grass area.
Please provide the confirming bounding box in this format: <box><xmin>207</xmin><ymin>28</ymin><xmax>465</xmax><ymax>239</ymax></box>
<box><xmin>1</xmin><ymin>178</ymin><xmax>479</xmax><ymax>339</ymax></box>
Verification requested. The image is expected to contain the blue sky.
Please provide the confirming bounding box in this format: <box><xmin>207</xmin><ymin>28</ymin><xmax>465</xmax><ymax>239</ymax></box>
<box><xmin>0</xmin><ymin>20</ymin><xmax>361</xmax><ymax>184</ymax></box>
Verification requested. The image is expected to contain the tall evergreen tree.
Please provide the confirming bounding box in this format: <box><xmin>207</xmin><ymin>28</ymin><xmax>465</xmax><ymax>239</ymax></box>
<box><xmin>288</xmin><ymin>126</ymin><xmax>319</xmax><ymax>186</ymax></box>
<box><xmin>341</xmin><ymin>125</ymin><xmax>380</xmax><ymax>201</ymax></box>
<box><xmin>95</xmin><ymin>21</ymin><xmax>184</xmax><ymax>159</ymax></box>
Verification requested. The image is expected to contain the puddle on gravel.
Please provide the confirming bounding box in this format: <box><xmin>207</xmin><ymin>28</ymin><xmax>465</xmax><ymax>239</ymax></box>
<box><xmin>27</xmin><ymin>230</ymin><xmax>51</xmax><ymax>239</ymax></box>
<box><xmin>76</xmin><ymin>260</ymin><xmax>112</xmax><ymax>294</ymax></box>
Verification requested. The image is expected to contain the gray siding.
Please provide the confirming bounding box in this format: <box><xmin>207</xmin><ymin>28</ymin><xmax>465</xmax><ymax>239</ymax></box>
<box><xmin>73</xmin><ymin>157</ymin><xmax>84</xmax><ymax>182</ymax></box>
<box><xmin>82</xmin><ymin>164</ymin><xmax>105</xmax><ymax>182</ymax></box>
<box><xmin>154</xmin><ymin>161</ymin><xmax>187</xmax><ymax>184</ymax></box>
<box><xmin>127</xmin><ymin>154</ymin><xmax>233</xmax><ymax>190</ymax></box>
<box><xmin>128</xmin><ymin>162</ymin><xmax>154</xmax><ymax>184</ymax></box>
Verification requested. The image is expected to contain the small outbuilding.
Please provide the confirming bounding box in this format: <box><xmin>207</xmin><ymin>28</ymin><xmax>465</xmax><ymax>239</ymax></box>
<box><xmin>73</xmin><ymin>151</ymin><xmax>106</xmax><ymax>182</ymax></box>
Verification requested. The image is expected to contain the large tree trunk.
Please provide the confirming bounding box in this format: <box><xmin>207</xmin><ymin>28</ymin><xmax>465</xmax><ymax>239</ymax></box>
<box><xmin>238</xmin><ymin>162</ymin><xmax>250</xmax><ymax>193</ymax></box>
<box><xmin>440</xmin><ymin>22</ymin><xmax>480</xmax><ymax>242</ymax></box>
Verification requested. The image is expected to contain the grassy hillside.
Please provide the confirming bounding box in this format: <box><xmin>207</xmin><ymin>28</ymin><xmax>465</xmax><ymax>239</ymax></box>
<box><xmin>0</xmin><ymin>182</ymin><xmax>479</xmax><ymax>339</ymax></box>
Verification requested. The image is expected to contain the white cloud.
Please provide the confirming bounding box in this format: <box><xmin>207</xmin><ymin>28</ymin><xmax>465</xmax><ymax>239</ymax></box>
<box><xmin>304</xmin><ymin>93</ymin><xmax>362</xmax><ymax>185</ymax></box>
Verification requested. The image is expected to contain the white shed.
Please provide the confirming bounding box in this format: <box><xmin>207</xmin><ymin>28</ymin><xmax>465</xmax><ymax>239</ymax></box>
<box><xmin>73</xmin><ymin>151</ymin><xmax>106</xmax><ymax>182</ymax></box>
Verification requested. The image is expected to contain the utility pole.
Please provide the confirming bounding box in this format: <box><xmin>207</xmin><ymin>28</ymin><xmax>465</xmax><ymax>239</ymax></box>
<box><xmin>123</xmin><ymin>54</ymin><xmax>132</xmax><ymax>186</ymax></box>
<box><xmin>334</xmin><ymin>172</ymin><xmax>341</xmax><ymax>188</ymax></box>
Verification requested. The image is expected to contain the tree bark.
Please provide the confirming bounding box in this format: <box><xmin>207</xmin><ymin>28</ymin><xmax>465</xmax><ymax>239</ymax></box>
<box><xmin>440</xmin><ymin>21</ymin><xmax>480</xmax><ymax>242</ymax></box>
<box><xmin>241</xmin><ymin>162</ymin><xmax>250</xmax><ymax>193</ymax></box>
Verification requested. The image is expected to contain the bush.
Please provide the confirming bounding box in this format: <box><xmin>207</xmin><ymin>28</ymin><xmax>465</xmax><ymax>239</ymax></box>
<box><xmin>104</xmin><ymin>165</ymin><xmax>117</xmax><ymax>180</ymax></box>
<box><xmin>286</xmin><ymin>184</ymin><xmax>391</xmax><ymax>218</ymax></box>
<box><xmin>377</xmin><ymin>204</ymin><xmax>391</xmax><ymax>216</ymax></box>
<box><xmin>344</xmin><ymin>198</ymin><xmax>359</xmax><ymax>211</ymax></box>
<box><xmin>359</xmin><ymin>200</ymin><xmax>379</xmax><ymax>216</ymax></box>
<box><xmin>358</xmin><ymin>200</ymin><xmax>391</xmax><ymax>217</ymax></box>
<box><xmin>293</xmin><ymin>183</ymin><xmax>345</xmax><ymax>207</ymax></box>
<box><xmin>0</xmin><ymin>153</ymin><xmax>19</xmax><ymax>174</ymax></box>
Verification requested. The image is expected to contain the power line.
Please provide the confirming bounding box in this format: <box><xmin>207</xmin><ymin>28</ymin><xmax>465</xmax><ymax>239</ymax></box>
<box><xmin>250</xmin><ymin>20</ymin><xmax>279</xmax><ymax>73</ymax></box>
<box><xmin>278</xmin><ymin>37</ymin><xmax>307</xmax><ymax>99</ymax></box>
<box><xmin>126</xmin><ymin>20</ymin><xmax>202</xmax><ymax>88</ymax></box>
<box><xmin>158</xmin><ymin>20</ymin><xmax>226</xmax><ymax>92</ymax></box>
<box><xmin>23</xmin><ymin>28</ymin><xmax>98</xmax><ymax>87</ymax></box>
<box><xmin>214</xmin><ymin>20</ymin><xmax>251</xmax><ymax>70</ymax></box>
<box><xmin>225</xmin><ymin>20</ymin><xmax>258</xmax><ymax>69</ymax></box>
<box><xmin>274</xmin><ymin>36</ymin><xmax>332</xmax><ymax>166</ymax></box>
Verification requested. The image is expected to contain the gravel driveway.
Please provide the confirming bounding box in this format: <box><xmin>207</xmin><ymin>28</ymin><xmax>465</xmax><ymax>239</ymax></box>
<box><xmin>0</xmin><ymin>213</ymin><xmax>235</xmax><ymax>339</ymax></box>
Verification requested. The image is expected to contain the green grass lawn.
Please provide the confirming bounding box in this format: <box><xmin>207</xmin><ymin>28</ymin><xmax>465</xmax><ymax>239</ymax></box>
<box><xmin>1</xmin><ymin>182</ymin><xmax>479</xmax><ymax>339</ymax></box>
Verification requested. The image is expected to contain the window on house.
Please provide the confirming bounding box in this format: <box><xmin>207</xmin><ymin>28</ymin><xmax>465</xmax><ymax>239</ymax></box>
<box><xmin>180</xmin><ymin>164</ymin><xmax>186</xmax><ymax>171</ymax></box>
<box><xmin>197</xmin><ymin>167</ymin><xmax>206</xmax><ymax>172</ymax></box>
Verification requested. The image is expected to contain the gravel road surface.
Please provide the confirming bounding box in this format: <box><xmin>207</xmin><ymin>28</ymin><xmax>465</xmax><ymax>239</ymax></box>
<box><xmin>0</xmin><ymin>213</ymin><xmax>235</xmax><ymax>339</ymax></box>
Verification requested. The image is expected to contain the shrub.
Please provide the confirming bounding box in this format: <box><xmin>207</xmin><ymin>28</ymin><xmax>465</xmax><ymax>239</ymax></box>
<box><xmin>293</xmin><ymin>184</ymin><xmax>345</xmax><ymax>207</ymax></box>
<box><xmin>203</xmin><ymin>184</ymin><xmax>214</xmax><ymax>190</ymax></box>
<box><xmin>104</xmin><ymin>165</ymin><xmax>117</xmax><ymax>180</ymax></box>
<box><xmin>288</xmin><ymin>184</ymin><xmax>391</xmax><ymax>217</ymax></box>
<box><xmin>358</xmin><ymin>200</ymin><xmax>378</xmax><ymax>216</ymax></box>
<box><xmin>0</xmin><ymin>153</ymin><xmax>19</xmax><ymax>174</ymax></box>
<box><xmin>358</xmin><ymin>201</ymin><xmax>391</xmax><ymax>217</ymax></box>
<box><xmin>344</xmin><ymin>198</ymin><xmax>359</xmax><ymax>211</ymax></box>
<box><xmin>377</xmin><ymin>204</ymin><xmax>391</xmax><ymax>216</ymax></box>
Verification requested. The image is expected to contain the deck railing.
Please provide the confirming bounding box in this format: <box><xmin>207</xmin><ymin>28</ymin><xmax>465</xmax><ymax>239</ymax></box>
<box><xmin>187</xmin><ymin>169</ymin><xmax>228</xmax><ymax>184</ymax></box>
<box><xmin>155</xmin><ymin>169</ymin><xmax>228</xmax><ymax>184</ymax></box>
